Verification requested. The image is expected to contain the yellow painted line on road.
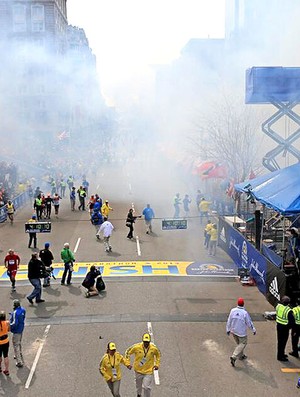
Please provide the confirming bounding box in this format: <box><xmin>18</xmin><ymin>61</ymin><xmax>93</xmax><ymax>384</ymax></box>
<box><xmin>0</xmin><ymin>261</ymin><xmax>236</xmax><ymax>280</ymax></box>
<box><xmin>281</xmin><ymin>368</ymin><xmax>300</xmax><ymax>373</ymax></box>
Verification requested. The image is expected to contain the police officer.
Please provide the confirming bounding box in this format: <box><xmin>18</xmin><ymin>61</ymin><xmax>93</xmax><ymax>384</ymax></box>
<box><xmin>28</xmin><ymin>215</ymin><xmax>37</xmax><ymax>249</ymax></box>
<box><xmin>276</xmin><ymin>295</ymin><xmax>295</xmax><ymax>361</ymax></box>
<box><xmin>290</xmin><ymin>300</ymin><xmax>300</xmax><ymax>358</ymax></box>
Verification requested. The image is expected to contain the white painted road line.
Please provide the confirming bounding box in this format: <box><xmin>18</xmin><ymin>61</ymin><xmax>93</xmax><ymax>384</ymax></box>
<box><xmin>147</xmin><ymin>321</ymin><xmax>160</xmax><ymax>385</ymax></box>
<box><xmin>74</xmin><ymin>237</ymin><xmax>81</xmax><ymax>253</ymax></box>
<box><xmin>136</xmin><ymin>236</ymin><xmax>141</xmax><ymax>256</ymax></box>
<box><xmin>25</xmin><ymin>325</ymin><xmax>51</xmax><ymax>389</ymax></box>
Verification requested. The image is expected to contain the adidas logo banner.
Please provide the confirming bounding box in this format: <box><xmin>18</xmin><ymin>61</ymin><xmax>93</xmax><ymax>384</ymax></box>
<box><xmin>266</xmin><ymin>261</ymin><xmax>286</xmax><ymax>307</ymax></box>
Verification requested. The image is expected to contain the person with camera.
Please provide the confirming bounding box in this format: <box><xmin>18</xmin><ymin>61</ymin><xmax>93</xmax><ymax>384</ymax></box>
<box><xmin>60</xmin><ymin>243</ymin><xmax>75</xmax><ymax>285</ymax></box>
<box><xmin>27</xmin><ymin>253</ymin><xmax>46</xmax><ymax>304</ymax></box>
<box><xmin>99</xmin><ymin>341</ymin><xmax>131</xmax><ymax>397</ymax></box>
<box><xmin>126</xmin><ymin>208</ymin><xmax>141</xmax><ymax>240</ymax></box>
<box><xmin>82</xmin><ymin>265</ymin><xmax>101</xmax><ymax>298</ymax></box>
<box><xmin>39</xmin><ymin>242</ymin><xmax>54</xmax><ymax>287</ymax></box>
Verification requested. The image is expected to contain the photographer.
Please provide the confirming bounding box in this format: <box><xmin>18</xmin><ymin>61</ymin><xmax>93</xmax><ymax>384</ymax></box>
<box><xmin>82</xmin><ymin>265</ymin><xmax>101</xmax><ymax>298</ymax></box>
<box><xmin>39</xmin><ymin>242</ymin><xmax>54</xmax><ymax>287</ymax></box>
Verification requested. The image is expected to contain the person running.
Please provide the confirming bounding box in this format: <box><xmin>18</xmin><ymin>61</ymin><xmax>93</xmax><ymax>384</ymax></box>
<box><xmin>142</xmin><ymin>204</ymin><xmax>155</xmax><ymax>234</ymax></box>
<box><xmin>226</xmin><ymin>297</ymin><xmax>256</xmax><ymax>367</ymax></box>
<box><xmin>100</xmin><ymin>342</ymin><xmax>131</xmax><ymax>397</ymax></box>
<box><xmin>53</xmin><ymin>193</ymin><xmax>62</xmax><ymax>216</ymax></box>
<box><xmin>126</xmin><ymin>208</ymin><xmax>141</xmax><ymax>240</ymax></box>
<box><xmin>6</xmin><ymin>200</ymin><xmax>15</xmax><ymax>224</ymax></box>
<box><xmin>60</xmin><ymin>243</ymin><xmax>75</xmax><ymax>285</ymax></box>
<box><xmin>125</xmin><ymin>333</ymin><xmax>161</xmax><ymax>397</ymax></box>
<box><xmin>97</xmin><ymin>217</ymin><xmax>114</xmax><ymax>252</ymax></box>
<box><xmin>0</xmin><ymin>311</ymin><xmax>10</xmax><ymax>376</ymax></box>
<box><xmin>101</xmin><ymin>200</ymin><xmax>113</xmax><ymax>218</ymax></box>
<box><xmin>4</xmin><ymin>249</ymin><xmax>20</xmax><ymax>292</ymax></box>
<box><xmin>82</xmin><ymin>265</ymin><xmax>101</xmax><ymax>298</ymax></box>
<box><xmin>9</xmin><ymin>299</ymin><xmax>26</xmax><ymax>368</ymax></box>
<box><xmin>39</xmin><ymin>242</ymin><xmax>54</xmax><ymax>287</ymax></box>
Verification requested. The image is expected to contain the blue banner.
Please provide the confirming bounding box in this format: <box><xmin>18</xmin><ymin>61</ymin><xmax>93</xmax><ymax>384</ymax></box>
<box><xmin>218</xmin><ymin>216</ymin><xmax>286</xmax><ymax>306</ymax></box>
<box><xmin>262</xmin><ymin>244</ymin><xmax>282</xmax><ymax>268</ymax></box>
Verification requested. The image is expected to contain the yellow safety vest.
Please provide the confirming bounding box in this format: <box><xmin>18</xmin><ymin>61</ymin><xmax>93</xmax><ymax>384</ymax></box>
<box><xmin>293</xmin><ymin>306</ymin><xmax>300</xmax><ymax>325</ymax></box>
<box><xmin>276</xmin><ymin>303</ymin><xmax>291</xmax><ymax>325</ymax></box>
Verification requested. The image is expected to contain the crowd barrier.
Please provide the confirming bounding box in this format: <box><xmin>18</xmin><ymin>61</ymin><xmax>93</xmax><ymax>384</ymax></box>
<box><xmin>218</xmin><ymin>216</ymin><xmax>286</xmax><ymax>307</ymax></box>
<box><xmin>0</xmin><ymin>190</ymin><xmax>30</xmax><ymax>223</ymax></box>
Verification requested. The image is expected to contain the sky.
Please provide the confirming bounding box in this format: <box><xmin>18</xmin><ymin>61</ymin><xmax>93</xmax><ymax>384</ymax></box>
<box><xmin>67</xmin><ymin>0</ymin><xmax>225</xmax><ymax>104</ymax></box>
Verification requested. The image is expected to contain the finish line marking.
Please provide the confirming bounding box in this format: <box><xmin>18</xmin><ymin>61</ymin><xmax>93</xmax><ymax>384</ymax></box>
<box><xmin>74</xmin><ymin>237</ymin><xmax>81</xmax><ymax>253</ymax></box>
<box><xmin>136</xmin><ymin>236</ymin><xmax>141</xmax><ymax>256</ymax></box>
<box><xmin>25</xmin><ymin>325</ymin><xmax>51</xmax><ymax>389</ymax></box>
<box><xmin>147</xmin><ymin>321</ymin><xmax>160</xmax><ymax>385</ymax></box>
<box><xmin>281</xmin><ymin>368</ymin><xmax>300</xmax><ymax>373</ymax></box>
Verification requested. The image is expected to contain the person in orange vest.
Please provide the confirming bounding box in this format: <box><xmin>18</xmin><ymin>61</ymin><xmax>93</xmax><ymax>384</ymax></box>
<box><xmin>0</xmin><ymin>311</ymin><xmax>10</xmax><ymax>376</ymax></box>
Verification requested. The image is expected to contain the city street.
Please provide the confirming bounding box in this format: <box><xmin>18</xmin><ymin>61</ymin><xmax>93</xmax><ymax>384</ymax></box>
<box><xmin>0</xmin><ymin>164</ymin><xmax>299</xmax><ymax>396</ymax></box>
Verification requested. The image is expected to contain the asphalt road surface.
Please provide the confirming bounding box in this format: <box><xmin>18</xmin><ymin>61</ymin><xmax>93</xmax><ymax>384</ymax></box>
<box><xmin>0</xmin><ymin>162</ymin><xmax>299</xmax><ymax>396</ymax></box>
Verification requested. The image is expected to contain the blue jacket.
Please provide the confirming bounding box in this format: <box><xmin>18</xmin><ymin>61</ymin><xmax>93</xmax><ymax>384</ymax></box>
<box><xmin>91</xmin><ymin>211</ymin><xmax>103</xmax><ymax>226</ymax></box>
<box><xmin>10</xmin><ymin>306</ymin><xmax>26</xmax><ymax>333</ymax></box>
<box><xmin>142</xmin><ymin>207</ymin><xmax>155</xmax><ymax>221</ymax></box>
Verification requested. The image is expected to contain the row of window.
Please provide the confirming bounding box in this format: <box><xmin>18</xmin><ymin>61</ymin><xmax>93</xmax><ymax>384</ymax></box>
<box><xmin>13</xmin><ymin>4</ymin><xmax>45</xmax><ymax>32</ymax></box>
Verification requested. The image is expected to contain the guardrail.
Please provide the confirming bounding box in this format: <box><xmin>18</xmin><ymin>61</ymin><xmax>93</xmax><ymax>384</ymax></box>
<box><xmin>0</xmin><ymin>190</ymin><xmax>30</xmax><ymax>223</ymax></box>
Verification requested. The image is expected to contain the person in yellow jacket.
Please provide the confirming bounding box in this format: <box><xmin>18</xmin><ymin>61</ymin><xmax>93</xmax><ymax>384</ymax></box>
<box><xmin>204</xmin><ymin>220</ymin><xmax>212</xmax><ymax>249</ymax></box>
<box><xmin>290</xmin><ymin>301</ymin><xmax>300</xmax><ymax>358</ymax></box>
<box><xmin>199</xmin><ymin>197</ymin><xmax>211</xmax><ymax>225</ymax></box>
<box><xmin>99</xmin><ymin>342</ymin><xmax>131</xmax><ymax>397</ymax></box>
<box><xmin>125</xmin><ymin>333</ymin><xmax>161</xmax><ymax>397</ymax></box>
<box><xmin>0</xmin><ymin>311</ymin><xmax>10</xmax><ymax>376</ymax></box>
<box><xmin>209</xmin><ymin>223</ymin><xmax>218</xmax><ymax>256</ymax></box>
<box><xmin>101</xmin><ymin>200</ymin><xmax>113</xmax><ymax>218</ymax></box>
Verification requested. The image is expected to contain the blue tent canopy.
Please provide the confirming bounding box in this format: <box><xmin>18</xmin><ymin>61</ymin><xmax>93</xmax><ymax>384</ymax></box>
<box><xmin>234</xmin><ymin>163</ymin><xmax>300</xmax><ymax>215</ymax></box>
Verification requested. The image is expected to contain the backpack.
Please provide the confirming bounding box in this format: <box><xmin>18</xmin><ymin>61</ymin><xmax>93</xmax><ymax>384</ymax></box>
<box><xmin>96</xmin><ymin>276</ymin><xmax>106</xmax><ymax>291</ymax></box>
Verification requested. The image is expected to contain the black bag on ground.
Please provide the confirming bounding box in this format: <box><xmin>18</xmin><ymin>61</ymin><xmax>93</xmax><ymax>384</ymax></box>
<box><xmin>96</xmin><ymin>276</ymin><xmax>106</xmax><ymax>291</ymax></box>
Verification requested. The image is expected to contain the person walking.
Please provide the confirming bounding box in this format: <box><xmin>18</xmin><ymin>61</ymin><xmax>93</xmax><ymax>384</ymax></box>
<box><xmin>183</xmin><ymin>194</ymin><xmax>191</xmax><ymax>218</ymax></box>
<box><xmin>208</xmin><ymin>223</ymin><xmax>218</xmax><ymax>256</ymax></box>
<box><xmin>204</xmin><ymin>220</ymin><xmax>212</xmax><ymax>249</ymax></box>
<box><xmin>199</xmin><ymin>197</ymin><xmax>211</xmax><ymax>225</ymax></box>
<box><xmin>34</xmin><ymin>194</ymin><xmax>43</xmax><ymax>220</ymax></box>
<box><xmin>125</xmin><ymin>333</ymin><xmax>161</xmax><ymax>397</ymax></box>
<box><xmin>97</xmin><ymin>217</ymin><xmax>114</xmax><ymax>252</ymax></box>
<box><xmin>173</xmin><ymin>193</ymin><xmax>181</xmax><ymax>219</ymax></box>
<box><xmin>276</xmin><ymin>295</ymin><xmax>294</xmax><ymax>361</ymax></box>
<box><xmin>44</xmin><ymin>194</ymin><xmax>53</xmax><ymax>219</ymax></box>
<box><xmin>226</xmin><ymin>297</ymin><xmax>256</xmax><ymax>367</ymax></box>
<box><xmin>39</xmin><ymin>242</ymin><xmax>54</xmax><ymax>287</ymax></box>
<box><xmin>67</xmin><ymin>175</ymin><xmax>74</xmax><ymax>192</ymax></box>
<box><xmin>100</xmin><ymin>342</ymin><xmax>131</xmax><ymax>397</ymax></box>
<box><xmin>9</xmin><ymin>299</ymin><xmax>26</xmax><ymax>368</ymax></box>
<box><xmin>70</xmin><ymin>186</ymin><xmax>76</xmax><ymax>211</ymax></box>
<box><xmin>91</xmin><ymin>208</ymin><xmax>103</xmax><ymax>240</ymax></box>
<box><xmin>27</xmin><ymin>215</ymin><xmax>38</xmax><ymax>249</ymax></box>
<box><xmin>126</xmin><ymin>208</ymin><xmax>141</xmax><ymax>240</ymax></box>
<box><xmin>60</xmin><ymin>243</ymin><xmax>75</xmax><ymax>285</ymax></box>
<box><xmin>0</xmin><ymin>311</ymin><xmax>10</xmax><ymax>376</ymax></box>
<box><xmin>101</xmin><ymin>200</ymin><xmax>113</xmax><ymax>219</ymax></box>
<box><xmin>290</xmin><ymin>300</ymin><xmax>300</xmax><ymax>358</ymax></box>
<box><xmin>27</xmin><ymin>253</ymin><xmax>45</xmax><ymax>304</ymax></box>
<box><xmin>78</xmin><ymin>187</ymin><xmax>86</xmax><ymax>211</ymax></box>
<box><xmin>142</xmin><ymin>204</ymin><xmax>155</xmax><ymax>234</ymax></box>
<box><xmin>82</xmin><ymin>265</ymin><xmax>101</xmax><ymax>298</ymax></box>
<box><xmin>4</xmin><ymin>248</ymin><xmax>20</xmax><ymax>291</ymax></box>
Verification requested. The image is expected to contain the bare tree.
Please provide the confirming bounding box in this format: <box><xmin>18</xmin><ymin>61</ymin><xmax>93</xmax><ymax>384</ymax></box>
<box><xmin>188</xmin><ymin>96</ymin><xmax>264</xmax><ymax>181</ymax></box>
